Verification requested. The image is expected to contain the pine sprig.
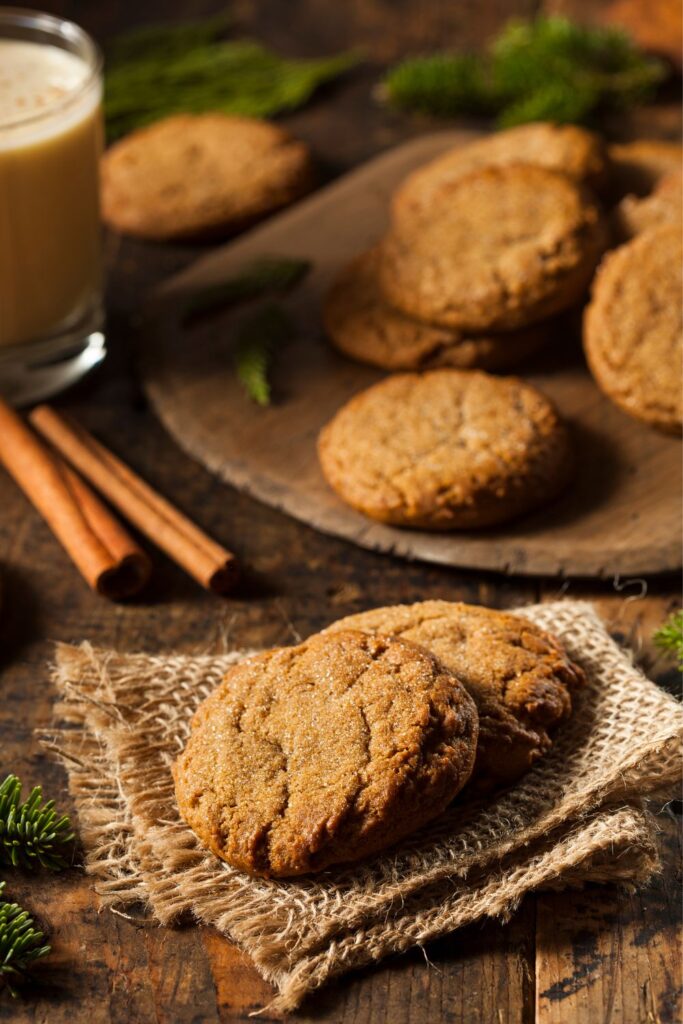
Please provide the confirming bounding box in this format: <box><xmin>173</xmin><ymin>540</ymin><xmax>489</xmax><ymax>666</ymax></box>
<box><xmin>105</xmin><ymin>18</ymin><xmax>357</xmax><ymax>140</ymax></box>
<box><xmin>0</xmin><ymin>882</ymin><xmax>50</xmax><ymax>997</ymax></box>
<box><xmin>382</xmin><ymin>16</ymin><xmax>667</xmax><ymax>127</ymax></box>
<box><xmin>0</xmin><ymin>776</ymin><xmax>74</xmax><ymax>871</ymax></box>
<box><xmin>235</xmin><ymin>304</ymin><xmax>295</xmax><ymax>406</ymax></box>
<box><xmin>653</xmin><ymin>610</ymin><xmax>683</xmax><ymax>670</ymax></box>
<box><xmin>183</xmin><ymin>256</ymin><xmax>311</xmax><ymax>319</ymax></box>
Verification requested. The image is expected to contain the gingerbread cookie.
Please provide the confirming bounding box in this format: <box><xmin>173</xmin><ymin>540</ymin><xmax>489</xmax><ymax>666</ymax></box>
<box><xmin>584</xmin><ymin>224</ymin><xmax>682</xmax><ymax>434</ymax></box>
<box><xmin>393</xmin><ymin>122</ymin><xmax>609</xmax><ymax>230</ymax></box>
<box><xmin>174</xmin><ymin>629</ymin><xmax>478</xmax><ymax>877</ymax></box>
<box><xmin>324</xmin><ymin>248</ymin><xmax>549</xmax><ymax>371</ymax></box>
<box><xmin>327</xmin><ymin>601</ymin><xmax>585</xmax><ymax>789</ymax></box>
<box><xmin>317</xmin><ymin>369</ymin><xmax>573</xmax><ymax>529</ymax></box>
<box><xmin>378</xmin><ymin>166</ymin><xmax>606</xmax><ymax>331</ymax></box>
<box><xmin>101</xmin><ymin>113</ymin><xmax>313</xmax><ymax>240</ymax></box>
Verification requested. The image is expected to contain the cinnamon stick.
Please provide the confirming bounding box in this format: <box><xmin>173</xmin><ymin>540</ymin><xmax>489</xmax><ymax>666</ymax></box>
<box><xmin>30</xmin><ymin>405</ymin><xmax>239</xmax><ymax>594</ymax></box>
<box><xmin>0</xmin><ymin>400</ymin><xmax>151</xmax><ymax>600</ymax></box>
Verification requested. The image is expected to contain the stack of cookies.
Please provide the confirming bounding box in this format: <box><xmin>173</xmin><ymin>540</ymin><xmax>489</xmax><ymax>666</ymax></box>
<box><xmin>173</xmin><ymin>601</ymin><xmax>585</xmax><ymax>878</ymax></box>
<box><xmin>324</xmin><ymin>123</ymin><xmax>609</xmax><ymax>374</ymax></box>
<box><xmin>319</xmin><ymin>123</ymin><xmax>682</xmax><ymax>529</ymax></box>
<box><xmin>320</xmin><ymin>123</ymin><xmax>613</xmax><ymax>530</ymax></box>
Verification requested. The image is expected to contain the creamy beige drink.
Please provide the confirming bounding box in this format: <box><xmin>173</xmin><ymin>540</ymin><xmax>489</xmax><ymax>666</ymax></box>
<box><xmin>0</xmin><ymin>30</ymin><xmax>102</xmax><ymax>351</ymax></box>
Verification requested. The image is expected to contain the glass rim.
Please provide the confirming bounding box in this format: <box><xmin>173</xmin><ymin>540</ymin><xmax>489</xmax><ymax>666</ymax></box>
<box><xmin>0</xmin><ymin>6</ymin><xmax>102</xmax><ymax>132</ymax></box>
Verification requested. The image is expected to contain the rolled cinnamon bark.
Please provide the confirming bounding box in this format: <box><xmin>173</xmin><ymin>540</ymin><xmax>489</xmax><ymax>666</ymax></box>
<box><xmin>30</xmin><ymin>405</ymin><xmax>239</xmax><ymax>594</ymax></box>
<box><xmin>0</xmin><ymin>400</ymin><xmax>151</xmax><ymax>599</ymax></box>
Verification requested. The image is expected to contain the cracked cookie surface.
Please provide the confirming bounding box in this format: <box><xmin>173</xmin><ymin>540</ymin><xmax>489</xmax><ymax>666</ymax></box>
<box><xmin>173</xmin><ymin>629</ymin><xmax>478</xmax><ymax>877</ymax></box>
<box><xmin>378</xmin><ymin>165</ymin><xmax>606</xmax><ymax>331</ymax></box>
<box><xmin>584</xmin><ymin>224</ymin><xmax>683</xmax><ymax>434</ymax></box>
<box><xmin>102</xmin><ymin>113</ymin><xmax>313</xmax><ymax>240</ymax></box>
<box><xmin>393</xmin><ymin>122</ymin><xmax>609</xmax><ymax>231</ymax></box>
<box><xmin>317</xmin><ymin>369</ymin><xmax>573</xmax><ymax>529</ymax></box>
<box><xmin>326</xmin><ymin>602</ymin><xmax>585</xmax><ymax>790</ymax></box>
<box><xmin>324</xmin><ymin>248</ymin><xmax>549</xmax><ymax>371</ymax></box>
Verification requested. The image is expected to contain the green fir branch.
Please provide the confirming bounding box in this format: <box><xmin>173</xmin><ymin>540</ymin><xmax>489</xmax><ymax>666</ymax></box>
<box><xmin>0</xmin><ymin>775</ymin><xmax>74</xmax><ymax>872</ymax></box>
<box><xmin>183</xmin><ymin>256</ymin><xmax>311</xmax><ymax>319</ymax></box>
<box><xmin>0</xmin><ymin>882</ymin><xmax>51</xmax><ymax>997</ymax></box>
<box><xmin>234</xmin><ymin>304</ymin><xmax>295</xmax><ymax>407</ymax></box>
<box><xmin>105</xmin><ymin>17</ymin><xmax>358</xmax><ymax>140</ymax></box>
<box><xmin>382</xmin><ymin>16</ymin><xmax>667</xmax><ymax>127</ymax></box>
<box><xmin>653</xmin><ymin>610</ymin><xmax>683</xmax><ymax>670</ymax></box>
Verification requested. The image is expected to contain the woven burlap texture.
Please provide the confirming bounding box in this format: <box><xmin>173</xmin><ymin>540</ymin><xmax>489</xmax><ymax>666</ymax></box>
<box><xmin>50</xmin><ymin>601</ymin><xmax>682</xmax><ymax>1013</ymax></box>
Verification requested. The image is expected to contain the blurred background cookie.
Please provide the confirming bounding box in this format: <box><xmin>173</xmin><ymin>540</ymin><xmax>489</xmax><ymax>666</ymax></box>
<box><xmin>102</xmin><ymin>113</ymin><xmax>313</xmax><ymax>240</ymax></box>
<box><xmin>612</xmin><ymin>169</ymin><xmax>682</xmax><ymax>241</ymax></box>
<box><xmin>393</xmin><ymin>122</ymin><xmax>610</xmax><ymax>231</ymax></box>
<box><xmin>584</xmin><ymin>224</ymin><xmax>682</xmax><ymax>434</ymax></box>
<box><xmin>608</xmin><ymin>139</ymin><xmax>682</xmax><ymax>199</ymax></box>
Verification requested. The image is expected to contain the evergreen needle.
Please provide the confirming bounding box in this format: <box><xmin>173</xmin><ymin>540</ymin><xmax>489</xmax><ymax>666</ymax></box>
<box><xmin>382</xmin><ymin>16</ymin><xmax>667</xmax><ymax>128</ymax></box>
<box><xmin>183</xmin><ymin>256</ymin><xmax>311</xmax><ymax>319</ymax></box>
<box><xmin>653</xmin><ymin>610</ymin><xmax>683</xmax><ymax>670</ymax></box>
<box><xmin>0</xmin><ymin>776</ymin><xmax>74</xmax><ymax>871</ymax></box>
<box><xmin>105</xmin><ymin>18</ymin><xmax>358</xmax><ymax>140</ymax></box>
<box><xmin>234</xmin><ymin>304</ymin><xmax>294</xmax><ymax>406</ymax></box>
<box><xmin>0</xmin><ymin>882</ymin><xmax>50</xmax><ymax>997</ymax></box>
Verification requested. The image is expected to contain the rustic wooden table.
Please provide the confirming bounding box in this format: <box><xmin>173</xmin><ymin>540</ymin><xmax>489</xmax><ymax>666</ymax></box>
<box><xmin>1</xmin><ymin>2</ymin><xmax>681</xmax><ymax>1022</ymax></box>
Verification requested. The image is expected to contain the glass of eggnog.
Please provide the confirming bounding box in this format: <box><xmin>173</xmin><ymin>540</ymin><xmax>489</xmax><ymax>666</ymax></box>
<box><xmin>0</xmin><ymin>7</ymin><xmax>104</xmax><ymax>404</ymax></box>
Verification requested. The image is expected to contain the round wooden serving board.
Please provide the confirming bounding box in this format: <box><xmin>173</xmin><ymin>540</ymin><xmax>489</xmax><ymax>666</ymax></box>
<box><xmin>143</xmin><ymin>131</ymin><xmax>681</xmax><ymax>578</ymax></box>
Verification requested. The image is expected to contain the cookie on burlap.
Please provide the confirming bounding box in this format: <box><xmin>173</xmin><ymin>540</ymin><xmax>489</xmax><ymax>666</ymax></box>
<box><xmin>173</xmin><ymin>629</ymin><xmax>479</xmax><ymax>877</ymax></box>
<box><xmin>393</xmin><ymin>122</ymin><xmax>609</xmax><ymax>229</ymax></box>
<box><xmin>317</xmin><ymin>369</ymin><xmax>572</xmax><ymax>529</ymax></box>
<box><xmin>608</xmin><ymin>139</ymin><xmax>682</xmax><ymax>199</ymax></box>
<box><xmin>324</xmin><ymin>248</ymin><xmax>549</xmax><ymax>371</ymax></box>
<box><xmin>584</xmin><ymin>224</ymin><xmax>683</xmax><ymax>434</ymax></box>
<box><xmin>378</xmin><ymin>165</ymin><xmax>606</xmax><ymax>332</ymax></box>
<box><xmin>612</xmin><ymin>170</ymin><xmax>682</xmax><ymax>241</ymax></box>
<box><xmin>101</xmin><ymin>114</ymin><xmax>313</xmax><ymax>240</ymax></box>
<box><xmin>326</xmin><ymin>601</ymin><xmax>586</xmax><ymax>789</ymax></box>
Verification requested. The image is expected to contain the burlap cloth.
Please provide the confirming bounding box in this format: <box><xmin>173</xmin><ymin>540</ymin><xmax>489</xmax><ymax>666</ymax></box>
<box><xmin>48</xmin><ymin>601</ymin><xmax>682</xmax><ymax>1013</ymax></box>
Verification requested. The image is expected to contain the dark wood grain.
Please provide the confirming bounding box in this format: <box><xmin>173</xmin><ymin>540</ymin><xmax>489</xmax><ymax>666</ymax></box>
<box><xmin>0</xmin><ymin>1</ymin><xmax>680</xmax><ymax>1022</ymax></box>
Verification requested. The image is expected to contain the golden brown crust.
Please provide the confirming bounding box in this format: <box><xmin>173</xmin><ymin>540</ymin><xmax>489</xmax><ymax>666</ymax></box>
<box><xmin>584</xmin><ymin>225</ymin><xmax>683</xmax><ymax>434</ymax></box>
<box><xmin>173</xmin><ymin>629</ymin><xmax>478</xmax><ymax>877</ymax></box>
<box><xmin>608</xmin><ymin>139</ymin><xmax>682</xmax><ymax>200</ymax></box>
<box><xmin>101</xmin><ymin>113</ymin><xmax>313</xmax><ymax>240</ymax></box>
<box><xmin>378</xmin><ymin>166</ymin><xmax>607</xmax><ymax>331</ymax></box>
<box><xmin>326</xmin><ymin>601</ymin><xmax>586</xmax><ymax>789</ymax></box>
<box><xmin>317</xmin><ymin>369</ymin><xmax>573</xmax><ymax>529</ymax></box>
<box><xmin>393</xmin><ymin>123</ymin><xmax>610</xmax><ymax>230</ymax></box>
<box><xmin>324</xmin><ymin>248</ymin><xmax>549</xmax><ymax>371</ymax></box>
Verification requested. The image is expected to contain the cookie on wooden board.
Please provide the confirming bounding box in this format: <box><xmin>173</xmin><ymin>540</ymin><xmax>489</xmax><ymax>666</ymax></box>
<box><xmin>393</xmin><ymin>122</ymin><xmax>610</xmax><ymax>230</ymax></box>
<box><xmin>612</xmin><ymin>170</ymin><xmax>682</xmax><ymax>242</ymax></box>
<box><xmin>326</xmin><ymin>601</ymin><xmax>586</xmax><ymax>790</ymax></box>
<box><xmin>608</xmin><ymin>139</ymin><xmax>682</xmax><ymax>199</ymax></box>
<box><xmin>101</xmin><ymin>114</ymin><xmax>313</xmax><ymax>240</ymax></box>
<box><xmin>378</xmin><ymin>165</ymin><xmax>607</xmax><ymax>332</ymax></box>
<box><xmin>584</xmin><ymin>225</ymin><xmax>682</xmax><ymax>434</ymax></box>
<box><xmin>317</xmin><ymin>369</ymin><xmax>573</xmax><ymax>529</ymax></box>
<box><xmin>324</xmin><ymin>248</ymin><xmax>550</xmax><ymax>371</ymax></box>
<box><xmin>173</xmin><ymin>629</ymin><xmax>479</xmax><ymax>877</ymax></box>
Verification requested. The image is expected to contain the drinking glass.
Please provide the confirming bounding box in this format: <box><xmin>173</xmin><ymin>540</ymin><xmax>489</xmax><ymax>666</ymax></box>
<box><xmin>0</xmin><ymin>7</ymin><xmax>105</xmax><ymax>405</ymax></box>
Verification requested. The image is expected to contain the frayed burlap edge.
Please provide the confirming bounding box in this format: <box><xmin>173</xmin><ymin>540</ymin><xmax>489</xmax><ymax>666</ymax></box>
<box><xmin>46</xmin><ymin>601</ymin><xmax>682</xmax><ymax>1013</ymax></box>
